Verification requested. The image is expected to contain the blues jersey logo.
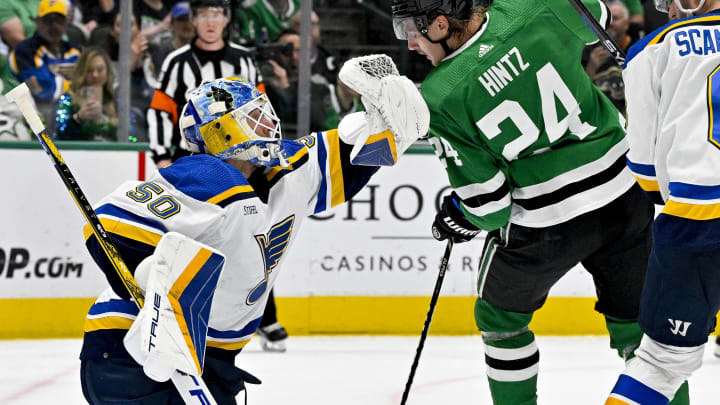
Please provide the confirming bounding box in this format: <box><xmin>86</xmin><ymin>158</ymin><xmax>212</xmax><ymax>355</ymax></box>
<box><xmin>246</xmin><ymin>215</ymin><xmax>295</xmax><ymax>305</ymax></box>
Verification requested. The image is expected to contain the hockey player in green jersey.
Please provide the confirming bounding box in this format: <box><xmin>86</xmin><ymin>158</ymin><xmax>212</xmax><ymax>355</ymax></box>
<box><xmin>392</xmin><ymin>0</ymin><xmax>688</xmax><ymax>404</ymax></box>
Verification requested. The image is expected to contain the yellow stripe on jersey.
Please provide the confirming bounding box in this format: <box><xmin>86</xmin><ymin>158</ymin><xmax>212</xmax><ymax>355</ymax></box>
<box><xmin>605</xmin><ymin>397</ymin><xmax>634</xmax><ymax>405</ymax></box>
<box><xmin>647</xmin><ymin>15</ymin><xmax>720</xmax><ymax>47</ymax></box>
<box><xmin>326</xmin><ymin>129</ymin><xmax>346</xmax><ymax>207</ymax></box>
<box><xmin>631</xmin><ymin>175</ymin><xmax>660</xmax><ymax>192</ymax></box>
<box><xmin>206</xmin><ymin>185</ymin><xmax>254</xmax><ymax>204</ymax></box>
<box><xmin>206</xmin><ymin>338</ymin><xmax>251</xmax><ymax>351</ymax></box>
<box><xmin>83</xmin><ymin>218</ymin><xmax>163</xmax><ymax>247</ymax></box>
<box><xmin>167</xmin><ymin>248</ymin><xmax>214</xmax><ymax>374</ymax></box>
<box><xmin>84</xmin><ymin>316</ymin><xmax>134</xmax><ymax>332</ymax></box>
<box><xmin>33</xmin><ymin>45</ymin><xmax>46</xmax><ymax>68</ymax></box>
<box><xmin>663</xmin><ymin>200</ymin><xmax>720</xmax><ymax>220</ymax></box>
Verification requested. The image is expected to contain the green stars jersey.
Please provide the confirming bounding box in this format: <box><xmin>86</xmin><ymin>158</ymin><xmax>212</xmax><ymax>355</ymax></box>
<box><xmin>422</xmin><ymin>0</ymin><xmax>634</xmax><ymax>231</ymax></box>
<box><xmin>234</xmin><ymin>0</ymin><xmax>299</xmax><ymax>44</ymax></box>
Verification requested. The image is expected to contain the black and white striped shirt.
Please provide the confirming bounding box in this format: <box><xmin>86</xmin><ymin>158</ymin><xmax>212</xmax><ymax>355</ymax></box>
<box><xmin>147</xmin><ymin>40</ymin><xmax>263</xmax><ymax>163</ymax></box>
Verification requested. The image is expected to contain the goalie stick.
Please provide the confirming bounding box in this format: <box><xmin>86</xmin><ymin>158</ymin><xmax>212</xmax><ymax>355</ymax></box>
<box><xmin>567</xmin><ymin>0</ymin><xmax>626</xmax><ymax>66</ymax></box>
<box><xmin>5</xmin><ymin>83</ymin><xmax>218</xmax><ymax>405</ymax></box>
<box><xmin>400</xmin><ymin>239</ymin><xmax>454</xmax><ymax>405</ymax></box>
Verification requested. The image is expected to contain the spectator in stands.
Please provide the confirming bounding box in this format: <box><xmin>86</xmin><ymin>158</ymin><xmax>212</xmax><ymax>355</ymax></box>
<box><xmin>65</xmin><ymin>0</ymin><xmax>92</xmax><ymax>48</ymax></box>
<box><xmin>133</xmin><ymin>0</ymin><xmax>172</xmax><ymax>43</ymax></box>
<box><xmin>621</xmin><ymin>0</ymin><xmax>644</xmax><ymax>26</ymax></box>
<box><xmin>0</xmin><ymin>0</ymin><xmax>40</xmax><ymax>51</ymax></box>
<box><xmin>233</xmin><ymin>0</ymin><xmax>299</xmax><ymax>45</ymax></box>
<box><xmin>323</xmin><ymin>67</ymin><xmax>361</xmax><ymax>130</ymax></box>
<box><xmin>290</xmin><ymin>9</ymin><xmax>337</xmax><ymax>84</ymax></box>
<box><xmin>0</xmin><ymin>57</ymin><xmax>32</xmax><ymax>142</ymax></box>
<box><xmin>91</xmin><ymin>12</ymin><xmax>153</xmax><ymax>141</ymax></box>
<box><xmin>582</xmin><ymin>0</ymin><xmax>634</xmax><ymax>113</ymax></box>
<box><xmin>54</xmin><ymin>47</ymin><xmax>118</xmax><ymax>141</ymax></box>
<box><xmin>147</xmin><ymin>0</ymin><xmax>263</xmax><ymax>167</ymax></box>
<box><xmin>262</xmin><ymin>29</ymin><xmax>358</xmax><ymax>138</ymax></box>
<box><xmin>75</xmin><ymin>0</ymin><xmax>115</xmax><ymax>29</ymax></box>
<box><xmin>9</xmin><ymin>0</ymin><xmax>81</xmax><ymax>133</ymax></box>
<box><xmin>144</xmin><ymin>1</ymin><xmax>195</xmax><ymax>88</ymax></box>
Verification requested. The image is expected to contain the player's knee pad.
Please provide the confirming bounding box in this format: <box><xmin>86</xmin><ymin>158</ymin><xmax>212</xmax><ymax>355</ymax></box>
<box><xmin>475</xmin><ymin>297</ymin><xmax>532</xmax><ymax>333</ymax></box>
<box><xmin>623</xmin><ymin>335</ymin><xmax>703</xmax><ymax>400</ymax></box>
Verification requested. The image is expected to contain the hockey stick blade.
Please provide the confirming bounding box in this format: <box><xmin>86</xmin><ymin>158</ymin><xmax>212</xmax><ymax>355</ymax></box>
<box><xmin>5</xmin><ymin>83</ymin><xmax>218</xmax><ymax>405</ymax></box>
<box><xmin>400</xmin><ymin>240</ymin><xmax>454</xmax><ymax>405</ymax></box>
<box><xmin>567</xmin><ymin>0</ymin><xmax>626</xmax><ymax>66</ymax></box>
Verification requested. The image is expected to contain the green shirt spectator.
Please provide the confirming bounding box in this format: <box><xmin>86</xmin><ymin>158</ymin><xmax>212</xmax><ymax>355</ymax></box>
<box><xmin>0</xmin><ymin>56</ymin><xmax>19</xmax><ymax>94</ymax></box>
<box><xmin>621</xmin><ymin>0</ymin><xmax>644</xmax><ymax>16</ymax></box>
<box><xmin>0</xmin><ymin>0</ymin><xmax>41</xmax><ymax>49</ymax></box>
<box><xmin>234</xmin><ymin>0</ymin><xmax>299</xmax><ymax>44</ymax></box>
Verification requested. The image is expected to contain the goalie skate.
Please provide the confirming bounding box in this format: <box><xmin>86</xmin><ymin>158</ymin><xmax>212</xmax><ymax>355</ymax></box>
<box><xmin>257</xmin><ymin>322</ymin><xmax>288</xmax><ymax>352</ymax></box>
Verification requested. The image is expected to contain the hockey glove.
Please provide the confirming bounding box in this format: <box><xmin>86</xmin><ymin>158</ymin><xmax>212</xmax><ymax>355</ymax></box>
<box><xmin>432</xmin><ymin>193</ymin><xmax>481</xmax><ymax>243</ymax></box>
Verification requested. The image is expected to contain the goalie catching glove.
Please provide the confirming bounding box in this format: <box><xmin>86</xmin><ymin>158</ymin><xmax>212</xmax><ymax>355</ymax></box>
<box><xmin>124</xmin><ymin>232</ymin><xmax>226</xmax><ymax>382</ymax></box>
<box><xmin>432</xmin><ymin>193</ymin><xmax>481</xmax><ymax>243</ymax></box>
<box><xmin>337</xmin><ymin>54</ymin><xmax>430</xmax><ymax>166</ymax></box>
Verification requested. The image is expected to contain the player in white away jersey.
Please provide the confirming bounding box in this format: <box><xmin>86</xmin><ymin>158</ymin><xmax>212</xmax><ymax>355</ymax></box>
<box><xmin>605</xmin><ymin>1</ymin><xmax>720</xmax><ymax>404</ymax></box>
<box><xmin>78</xmin><ymin>71</ymin><xmax>429</xmax><ymax>403</ymax></box>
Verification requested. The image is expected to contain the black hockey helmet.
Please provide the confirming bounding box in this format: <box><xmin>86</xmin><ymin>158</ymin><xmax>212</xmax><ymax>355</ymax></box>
<box><xmin>391</xmin><ymin>0</ymin><xmax>492</xmax><ymax>39</ymax></box>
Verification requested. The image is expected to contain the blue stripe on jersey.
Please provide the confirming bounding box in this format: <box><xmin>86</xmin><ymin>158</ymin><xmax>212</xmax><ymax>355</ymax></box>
<box><xmin>96</xmin><ymin>204</ymin><xmax>167</xmax><ymax>233</ymax></box>
<box><xmin>88</xmin><ymin>299</ymin><xmax>139</xmax><ymax>316</ymax></box>
<box><xmin>315</xmin><ymin>132</ymin><xmax>329</xmax><ymax>213</ymax></box>
<box><xmin>610</xmin><ymin>375</ymin><xmax>669</xmax><ymax>405</ymax></box>
<box><xmin>159</xmin><ymin>154</ymin><xmax>251</xmax><ymax>203</ymax></box>
<box><xmin>669</xmin><ymin>182</ymin><xmax>720</xmax><ymax>200</ymax></box>
<box><xmin>207</xmin><ymin>316</ymin><xmax>263</xmax><ymax>339</ymax></box>
<box><xmin>625</xmin><ymin>159</ymin><xmax>656</xmax><ymax>176</ymax></box>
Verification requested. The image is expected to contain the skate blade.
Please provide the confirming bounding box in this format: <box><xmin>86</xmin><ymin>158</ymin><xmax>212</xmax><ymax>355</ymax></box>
<box><xmin>261</xmin><ymin>340</ymin><xmax>287</xmax><ymax>352</ymax></box>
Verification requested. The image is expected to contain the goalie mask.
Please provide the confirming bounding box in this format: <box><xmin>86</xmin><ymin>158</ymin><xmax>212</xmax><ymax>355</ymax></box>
<box><xmin>654</xmin><ymin>0</ymin><xmax>706</xmax><ymax>15</ymax></box>
<box><xmin>391</xmin><ymin>0</ymin><xmax>492</xmax><ymax>40</ymax></box>
<box><xmin>179</xmin><ymin>77</ymin><xmax>289</xmax><ymax>167</ymax></box>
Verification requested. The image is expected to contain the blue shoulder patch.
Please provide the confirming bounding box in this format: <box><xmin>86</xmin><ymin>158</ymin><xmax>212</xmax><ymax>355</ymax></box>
<box><xmin>159</xmin><ymin>155</ymin><xmax>254</xmax><ymax>204</ymax></box>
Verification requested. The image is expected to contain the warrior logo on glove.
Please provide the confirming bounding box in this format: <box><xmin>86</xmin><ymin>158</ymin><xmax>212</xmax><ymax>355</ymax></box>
<box><xmin>432</xmin><ymin>193</ymin><xmax>481</xmax><ymax>243</ymax></box>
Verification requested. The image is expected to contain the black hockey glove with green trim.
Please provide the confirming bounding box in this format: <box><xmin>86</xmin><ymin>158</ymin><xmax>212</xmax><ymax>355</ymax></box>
<box><xmin>432</xmin><ymin>193</ymin><xmax>481</xmax><ymax>243</ymax></box>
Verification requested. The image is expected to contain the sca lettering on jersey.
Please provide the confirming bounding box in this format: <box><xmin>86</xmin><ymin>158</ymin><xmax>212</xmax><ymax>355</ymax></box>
<box><xmin>675</xmin><ymin>28</ymin><xmax>720</xmax><ymax>56</ymax></box>
<box><xmin>477</xmin><ymin>47</ymin><xmax>530</xmax><ymax>97</ymax></box>
<box><xmin>246</xmin><ymin>215</ymin><xmax>296</xmax><ymax>305</ymax></box>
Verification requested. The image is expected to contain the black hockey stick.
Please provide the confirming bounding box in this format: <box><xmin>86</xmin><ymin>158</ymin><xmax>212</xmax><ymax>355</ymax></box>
<box><xmin>5</xmin><ymin>83</ymin><xmax>218</xmax><ymax>405</ymax></box>
<box><xmin>567</xmin><ymin>0</ymin><xmax>626</xmax><ymax>66</ymax></box>
<box><xmin>400</xmin><ymin>239</ymin><xmax>454</xmax><ymax>405</ymax></box>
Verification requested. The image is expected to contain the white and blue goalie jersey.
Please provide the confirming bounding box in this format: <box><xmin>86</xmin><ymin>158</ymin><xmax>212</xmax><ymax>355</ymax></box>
<box><xmin>623</xmin><ymin>12</ymin><xmax>720</xmax><ymax>249</ymax></box>
<box><xmin>80</xmin><ymin>130</ymin><xmax>378</xmax><ymax>359</ymax></box>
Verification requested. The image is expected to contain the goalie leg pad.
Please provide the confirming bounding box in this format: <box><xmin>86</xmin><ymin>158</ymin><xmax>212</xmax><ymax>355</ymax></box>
<box><xmin>124</xmin><ymin>232</ymin><xmax>226</xmax><ymax>382</ymax></box>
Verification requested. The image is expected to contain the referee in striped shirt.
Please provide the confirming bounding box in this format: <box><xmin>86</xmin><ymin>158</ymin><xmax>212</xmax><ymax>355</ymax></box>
<box><xmin>147</xmin><ymin>0</ymin><xmax>264</xmax><ymax>167</ymax></box>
